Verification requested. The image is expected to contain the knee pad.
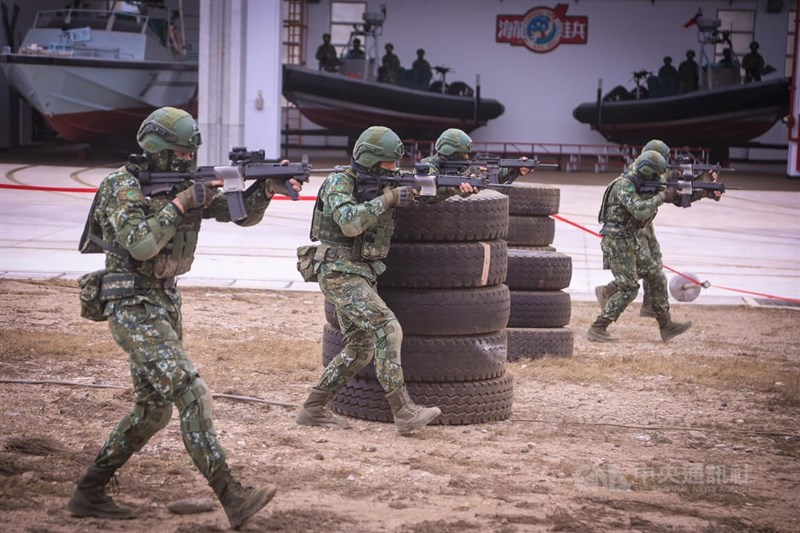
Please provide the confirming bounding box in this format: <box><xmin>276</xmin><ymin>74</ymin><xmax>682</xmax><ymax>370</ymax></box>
<box><xmin>336</xmin><ymin>327</ymin><xmax>377</xmax><ymax>371</ymax></box>
<box><xmin>374</xmin><ymin>317</ymin><xmax>402</xmax><ymax>365</ymax></box>
<box><xmin>376</xmin><ymin>317</ymin><xmax>402</xmax><ymax>353</ymax></box>
<box><xmin>123</xmin><ymin>403</ymin><xmax>173</xmax><ymax>452</ymax></box>
<box><xmin>175</xmin><ymin>377</ymin><xmax>215</xmax><ymax>433</ymax></box>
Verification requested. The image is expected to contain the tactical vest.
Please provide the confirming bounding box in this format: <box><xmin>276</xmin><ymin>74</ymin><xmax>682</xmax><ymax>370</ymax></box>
<box><xmin>310</xmin><ymin>167</ymin><xmax>394</xmax><ymax>261</ymax></box>
<box><xmin>148</xmin><ymin>194</ymin><xmax>202</xmax><ymax>278</ymax></box>
<box><xmin>79</xmin><ymin>175</ymin><xmax>202</xmax><ymax>279</ymax></box>
<box><xmin>598</xmin><ymin>176</ymin><xmax>637</xmax><ymax>236</ymax></box>
<box><xmin>597</xmin><ymin>176</ymin><xmax>626</xmax><ymax>225</ymax></box>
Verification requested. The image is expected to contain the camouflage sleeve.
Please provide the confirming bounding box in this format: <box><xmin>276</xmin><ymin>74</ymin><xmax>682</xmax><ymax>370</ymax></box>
<box><xmin>420</xmin><ymin>155</ymin><xmax>439</xmax><ymax>174</ymax></box>
<box><xmin>614</xmin><ymin>179</ymin><xmax>663</xmax><ymax>222</ymax></box>
<box><xmin>326</xmin><ymin>173</ymin><xmax>388</xmax><ymax>237</ymax></box>
<box><xmin>201</xmin><ymin>181</ymin><xmax>271</xmax><ymax>226</ymax></box>
<box><xmin>497</xmin><ymin>167</ymin><xmax>521</xmax><ymax>184</ymax></box>
<box><xmin>104</xmin><ymin>169</ymin><xmax>181</xmax><ymax>259</ymax></box>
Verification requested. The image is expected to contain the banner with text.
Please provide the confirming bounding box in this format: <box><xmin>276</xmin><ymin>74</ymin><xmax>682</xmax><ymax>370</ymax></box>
<box><xmin>497</xmin><ymin>4</ymin><xmax>588</xmax><ymax>53</ymax></box>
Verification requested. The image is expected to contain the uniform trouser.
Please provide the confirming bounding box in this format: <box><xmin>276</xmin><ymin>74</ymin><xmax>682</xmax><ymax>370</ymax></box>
<box><xmin>316</xmin><ymin>270</ymin><xmax>404</xmax><ymax>393</ymax></box>
<box><xmin>92</xmin><ymin>296</ymin><xmax>227</xmax><ymax>480</ymax></box>
<box><xmin>600</xmin><ymin>233</ymin><xmax>669</xmax><ymax>321</ymax></box>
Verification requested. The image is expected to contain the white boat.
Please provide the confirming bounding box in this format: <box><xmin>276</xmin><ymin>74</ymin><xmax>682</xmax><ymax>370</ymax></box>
<box><xmin>0</xmin><ymin>6</ymin><xmax>198</xmax><ymax>144</ymax></box>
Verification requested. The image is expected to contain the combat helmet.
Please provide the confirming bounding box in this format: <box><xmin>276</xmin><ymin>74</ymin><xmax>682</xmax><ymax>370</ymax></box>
<box><xmin>641</xmin><ymin>139</ymin><xmax>670</xmax><ymax>161</ymax></box>
<box><xmin>434</xmin><ymin>128</ymin><xmax>473</xmax><ymax>157</ymax></box>
<box><xmin>353</xmin><ymin>126</ymin><xmax>404</xmax><ymax>168</ymax></box>
<box><xmin>137</xmin><ymin>107</ymin><xmax>202</xmax><ymax>154</ymax></box>
<box><xmin>634</xmin><ymin>150</ymin><xmax>667</xmax><ymax>177</ymax></box>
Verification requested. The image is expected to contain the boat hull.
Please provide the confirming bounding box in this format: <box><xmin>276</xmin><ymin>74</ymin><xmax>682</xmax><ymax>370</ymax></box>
<box><xmin>1</xmin><ymin>54</ymin><xmax>197</xmax><ymax>143</ymax></box>
<box><xmin>282</xmin><ymin>64</ymin><xmax>504</xmax><ymax>138</ymax></box>
<box><xmin>572</xmin><ymin>77</ymin><xmax>790</xmax><ymax>146</ymax></box>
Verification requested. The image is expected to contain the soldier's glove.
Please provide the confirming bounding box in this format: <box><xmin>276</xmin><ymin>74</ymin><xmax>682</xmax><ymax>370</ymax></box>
<box><xmin>658</xmin><ymin>186</ymin><xmax>678</xmax><ymax>203</ymax></box>
<box><xmin>175</xmin><ymin>182</ymin><xmax>217</xmax><ymax>211</ymax></box>
<box><xmin>265</xmin><ymin>178</ymin><xmax>291</xmax><ymax>197</ymax></box>
<box><xmin>380</xmin><ymin>186</ymin><xmax>416</xmax><ymax>208</ymax></box>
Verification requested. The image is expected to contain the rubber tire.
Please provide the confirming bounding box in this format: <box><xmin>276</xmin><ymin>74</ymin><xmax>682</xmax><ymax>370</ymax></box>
<box><xmin>321</xmin><ymin>324</ymin><xmax>507</xmax><ymax>382</ymax></box>
<box><xmin>325</xmin><ymin>285</ymin><xmax>511</xmax><ymax>334</ymax></box>
<box><xmin>504</xmin><ymin>183</ymin><xmax>560</xmax><ymax>216</ymax></box>
<box><xmin>505</xmin><ymin>249</ymin><xmax>572</xmax><ymax>291</ymax></box>
<box><xmin>380</xmin><ymin>240</ymin><xmax>508</xmax><ymax>289</ymax></box>
<box><xmin>505</xmin><ymin>327</ymin><xmax>574</xmax><ymax>361</ymax></box>
<box><xmin>506</xmin><ymin>215</ymin><xmax>555</xmax><ymax>246</ymax></box>
<box><xmin>378</xmin><ymin>285</ymin><xmax>511</xmax><ymax>335</ymax></box>
<box><xmin>393</xmin><ymin>190</ymin><xmax>509</xmax><ymax>242</ymax></box>
<box><xmin>330</xmin><ymin>374</ymin><xmax>514</xmax><ymax>425</ymax></box>
<box><xmin>508</xmin><ymin>290</ymin><xmax>572</xmax><ymax>328</ymax></box>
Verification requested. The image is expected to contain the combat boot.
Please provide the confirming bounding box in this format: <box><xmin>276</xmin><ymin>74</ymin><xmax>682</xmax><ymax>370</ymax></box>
<box><xmin>385</xmin><ymin>386</ymin><xmax>441</xmax><ymax>435</ymax></box>
<box><xmin>209</xmin><ymin>464</ymin><xmax>277</xmax><ymax>529</ymax></box>
<box><xmin>67</xmin><ymin>465</ymin><xmax>136</xmax><ymax>519</ymax></box>
<box><xmin>295</xmin><ymin>387</ymin><xmax>350</xmax><ymax>428</ymax></box>
<box><xmin>640</xmin><ymin>293</ymin><xmax>657</xmax><ymax>318</ymax></box>
<box><xmin>587</xmin><ymin>316</ymin><xmax>616</xmax><ymax>342</ymax></box>
<box><xmin>594</xmin><ymin>282</ymin><xmax>617</xmax><ymax>310</ymax></box>
<box><xmin>657</xmin><ymin>312</ymin><xmax>692</xmax><ymax>342</ymax></box>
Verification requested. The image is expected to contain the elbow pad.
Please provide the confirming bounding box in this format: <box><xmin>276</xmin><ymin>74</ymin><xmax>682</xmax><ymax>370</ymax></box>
<box><xmin>119</xmin><ymin>217</ymin><xmax>177</xmax><ymax>261</ymax></box>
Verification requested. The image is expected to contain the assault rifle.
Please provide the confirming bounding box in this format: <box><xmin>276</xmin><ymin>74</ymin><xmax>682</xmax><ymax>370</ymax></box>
<box><xmin>355</xmin><ymin>162</ymin><xmax>516</xmax><ymax>200</ymax></box>
<box><xmin>637</xmin><ymin>159</ymin><xmax>737</xmax><ymax>208</ymax></box>
<box><xmin>132</xmin><ymin>147</ymin><xmax>311</xmax><ymax>221</ymax></box>
<box><xmin>668</xmin><ymin>156</ymin><xmax>735</xmax><ymax>181</ymax></box>
<box><xmin>437</xmin><ymin>155</ymin><xmax>559</xmax><ymax>184</ymax></box>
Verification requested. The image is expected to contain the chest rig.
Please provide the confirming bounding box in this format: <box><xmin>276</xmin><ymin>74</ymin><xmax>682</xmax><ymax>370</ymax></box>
<box><xmin>310</xmin><ymin>167</ymin><xmax>394</xmax><ymax>261</ymax></box>
<box><xmin>147</xmin><ymin>194</ymin><xmax>202</xmax><ymax>278</ymax></box>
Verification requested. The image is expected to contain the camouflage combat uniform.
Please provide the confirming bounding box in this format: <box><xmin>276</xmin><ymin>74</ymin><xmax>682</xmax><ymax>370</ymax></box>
<box><xmin>90</xmin><ymin>164</ymin><xmax>271</xmax><ymax>479</ymax></box>
<box><xmin>598</xmin><ymin>167</ymin><xmax>704</xmax><ymax>321</ymax></box>
<box><xmin>310</xmin><ymin>166</ymin><xmax>454</xmax><ymax>393</ymax></box>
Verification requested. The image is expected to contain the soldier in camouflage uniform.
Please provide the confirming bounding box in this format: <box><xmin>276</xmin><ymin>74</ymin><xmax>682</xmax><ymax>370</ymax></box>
<box><xmin>68</xmin><ymin>107</ymin><xmax>302</xmax><ymax>528</ymax></box>
<box><xmin>295</xmin><ymin>126</ymin><xmax>477</xmax><ymax>434</ymax></box>
<box><xmin>596</xmin><ymin>139</ymin><xmax>671</xmax><ymax>319</ymax></box>
<box><xmin>594</xmin><ymin>140</ymin><xmax>721</xmax><ymax>323</ymax></box>
<box><xmin>587</xmin><ymin>148</ymin><xmax>719</xmax><ymax>343</ymax></box>
<box><xmin>422</xmin><ymin>128</ymin><xmax>532</xmax><ymax>182</ymax></box>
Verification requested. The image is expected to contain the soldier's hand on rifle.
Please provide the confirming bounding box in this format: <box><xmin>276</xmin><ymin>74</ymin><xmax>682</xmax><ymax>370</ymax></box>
<box><xmin>381</xmin><ymin>185</ymin><xmax>417</xmax><ymax>208</ymax></box>
<box><xmin>265</xmin><ymin>177</ymin><xmax>303</xmax><ymax>198</ymax></box>
<box><xmin>659</xmin><ymin>186</ymin><xmax>678</xmax><ymax>203</ymax></box>
<box><xmin>459</xmin><ymin>182</ymin><xmax>478</xmax><ymax>196</ymax></box>
<box><xmin>172</xmin><ymin>181</ymin><xmax>219</xmax><ymax>213</ymax></box>
<box><xmin>518</xmin><ymin>156</ymin><xmax>532</xmax><ymax>176</ymax></box>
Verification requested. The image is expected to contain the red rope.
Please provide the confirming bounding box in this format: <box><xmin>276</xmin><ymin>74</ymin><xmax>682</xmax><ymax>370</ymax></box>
<box><xmin>550</xmin><ymin>214</ymin><xmax>800</xmax><ymax>304</ymax></box>
<box><xmin>3</xmin><ymin>183</ymin><xmax>797</xmax><ymax>303</ymax></box>
<box><xmin>0</xmin><ymin>183</ymin><xmax>97</xmax><ymax>193</ymax></box>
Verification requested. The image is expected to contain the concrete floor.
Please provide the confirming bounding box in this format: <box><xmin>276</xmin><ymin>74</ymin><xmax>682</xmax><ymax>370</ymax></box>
<box><xmin>1</xmin><ymin>145</ymin><xmax>798</xmax><ymax>307</ymax></box>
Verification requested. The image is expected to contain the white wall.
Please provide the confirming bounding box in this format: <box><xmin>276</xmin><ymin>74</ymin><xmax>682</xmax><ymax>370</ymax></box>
<box><xmin>302</xmin><ymin>0</ymin><xmax>791</xmax><ymax>151</ymax></box>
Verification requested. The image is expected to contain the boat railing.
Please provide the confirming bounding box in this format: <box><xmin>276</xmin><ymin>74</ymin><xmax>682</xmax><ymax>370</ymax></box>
<box><xmin>68</xmin><ymin>45</ymin><xmax>134</xmax><ymax>61</ymax></box>
<box><xmin>466</xmin><ymin>141</ymin><xmax>708</xmax><ymax>173</ymax></box>
<box><xmin>33</xmin><ymin>9</ymin><xmax>150</xmax><ymax>35</ymax></box>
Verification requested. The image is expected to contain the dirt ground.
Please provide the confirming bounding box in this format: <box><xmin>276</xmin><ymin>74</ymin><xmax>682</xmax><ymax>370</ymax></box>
<box><xmin>0</xmin><ymin>279</ymin><xmax>798</xmax><ymax>532</ymax></box>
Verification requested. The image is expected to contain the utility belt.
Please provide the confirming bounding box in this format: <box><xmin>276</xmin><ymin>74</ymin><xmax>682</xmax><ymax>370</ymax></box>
<box><xmin>100</xmin><ymin>272</ymin><xmax>177</xmax><ymax>300</ymax></box>
<box><xmin>599</xmin><ymin>223</ymin><xmax>631</xmax><ymax>237</ymax></box>
<box><xmin>313</xmin><ymin>243</ymin><xmax>360</xmax><ymax>262</ymax></box>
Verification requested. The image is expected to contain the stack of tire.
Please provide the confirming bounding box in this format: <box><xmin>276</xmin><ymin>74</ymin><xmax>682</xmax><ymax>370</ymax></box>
<box><xmin>503</xmin><ymin>183</ymin><xmax>574</xmax><ymax>360</ymax></box>
<box><xmin>322</xmin><ymin>190</ymin><xmax>515</xmax><ymax>425</ymax></box>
